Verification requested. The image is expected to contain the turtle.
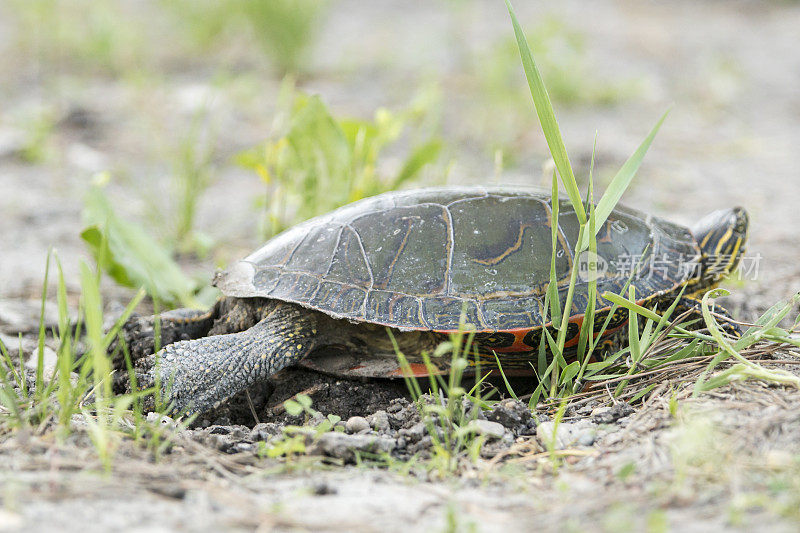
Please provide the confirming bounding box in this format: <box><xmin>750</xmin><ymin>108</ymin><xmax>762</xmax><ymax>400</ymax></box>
<box><xmin>120</xmin><ymin>186</ymin><xmax>748</xmax><ymax>415</ymax></box>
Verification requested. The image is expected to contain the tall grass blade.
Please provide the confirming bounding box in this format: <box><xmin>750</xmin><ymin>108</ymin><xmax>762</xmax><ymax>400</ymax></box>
<box><xmin>545</xmin><ymin>170</ymin><xmax>561</xmax><ymax>325</ymax></box>
<box><xmin>505</xmin><ymin>0</ymin><xmax>585</xmax><ymax>222</ymax></box>
<box><xmin>580</xmin><ymin>110</ymin><xmax>670</xmax><ymax>249</ymax></box>
<box><xmin>34</xmin><ymin>249</ymin><xmax>52</xmax><ymax>401</ymax></box>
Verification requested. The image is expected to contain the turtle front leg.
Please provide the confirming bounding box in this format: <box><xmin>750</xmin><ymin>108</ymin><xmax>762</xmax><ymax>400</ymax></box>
<box><xmin>134</xmin><ymin>302</ymin><xmax>322</xmax><ymax>415</ymax></box>
<box><xmin>117</xmin><ymin>304</ymin><xmax>219</xmax><ymax>363</ymax></box>
<box><xmin>672</xmin><ymin>296</ymin><xmax>743</xmax><ymax>337</ymax></box>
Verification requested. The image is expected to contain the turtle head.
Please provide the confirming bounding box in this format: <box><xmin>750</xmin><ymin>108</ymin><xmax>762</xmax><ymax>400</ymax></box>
<box><xmin>689</xmin><ymin>206</ymin><xmax>749</xmax><ymax>291</ymax></box>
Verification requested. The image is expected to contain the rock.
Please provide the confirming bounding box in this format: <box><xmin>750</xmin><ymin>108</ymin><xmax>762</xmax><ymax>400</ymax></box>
<box><xmin>577</xmin><ymin>430</ymin><xmax>596</xmax><ymax>446</ymax></box>
<box><xmin>537</xmin><ymin>420</ymin><xmax>597</xmax><ymax>450</ymax></box>
<box><xmin>386</xmin><ymin>399</ymin><xmax>406</xmax><ymax>414</ymax></box>
<box><xmin>250</xmin><ymin>422</ymin><xmax>282</xmax><ymax>441</ymax></box>
<box><xmin>408</xmin><ymin>435</ymin><xmax>433</xmax><ymax>455</ymax></box>
<box><xmin>209</xmin><ymin>434</ymin><xmax>233</xmax><ymax>452</ymax></box>
<box><xmin>146</xmin><ymin>412</ymin><xmax>176</xmax><ymax>429</ymax></box>
<box><xmin>308</xmin><ymin>432</ymin><xmax>396</xmax><ymax>463</ymax></box>
<box><xmin>591</xmin><ymin>403</ymin><xmax>635</xmax><ymax>424</ymax></box>
<box><xmin>0</xmin><ymin>299</ymin><xmax>63</xmax><ymax>334</ymax></box>
<box><xmin>486</xmin><ymin>399</ymin><xmax>533</xmax><ymax>433</ymax></box>
<box><xmin>345</xmin><ymin>416</ymin><xmax>370</xmax><ymax>434</ymax></box>
<box><xmin>22</xmin><ymin>343</ymin><xmax>59</xmax><ymax>382</ymax></box>
<box><xmin>70</xmin><ymin>413</ymin><xmax>88</xmax><ymax>432</ymax></box>
<box><xmin>232</xmin><ymin>442</ymin><xmax>254</xmax><ymax>453</ymax></box>
<box><xmin>399</xmin><ymin>421</ymin><xmax>428</xmax><ymax>442</ymax></box>
<box><xmin>467</xmin><ymin>419</ymin><xmax>507</xmax><ymax>440</ymax></box>
<box><xmin>369</xmin><ymin>410</ymin><xmax>390</xmax><ymax>432</ymax></box>
<box><xmin>207</xmin><ymin>425</ymin><xmax>249</xmax><ymax>440</ymax></box>
<box><xmin>312</xmin><ymin>482</ymin><xmax>337</xmax><ymax>496</ymax></box>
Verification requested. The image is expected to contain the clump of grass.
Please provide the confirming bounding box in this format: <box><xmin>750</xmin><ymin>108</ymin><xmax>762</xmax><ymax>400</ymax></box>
<box><xmin>8</xmin><ymin>0</ymin><xmax>147</xmax><ymax>75</ymax></box>
<box><xmin>162</xmin><ymin>0</ymin><xmax>329</xmax><ymax>75</ymax></box>
<box><xmin>237</xmin><ymin>83</ymin><xmax>443</xmax><ymax>239</ymax></box>
<box><xmin>0</xmin><ymin>250</ymin><xmax>174</xmax><ymax>469</ymax></box>
<box><xmin>258</xmin><ymin>393</ymin><xmax>343</xmax><ymax>459</ymax></box>
<box><xmin>169</xmin><ymin>106</ymin><xmax>217</xmax><ymax>256</ymax></box>
<box><xmin>239</xmin><ymin>0</ymin><xmax>330</xmax><ymax>75</ymax></box>
<box><xmin>503</xmin><ymin>0</ymin><xmax>671</xmax><ymax>403</ymax></box>
<box><xmin>0</xmin><ymin>250</ymin><xmax>196</xmax><ymax>469</ymax></box>
<box><xmin>390</xmin><ymin>324</ymin><xmax>492</xmax><ymax>476</ymax></box>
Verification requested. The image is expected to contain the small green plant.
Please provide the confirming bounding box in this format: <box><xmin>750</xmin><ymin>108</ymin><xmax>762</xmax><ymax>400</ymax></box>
<box><xmin>16</xmin><ymin>106</ymin><xmax>58</xmax><ymax>164</ymax></box>
<box><xmin>0</xmin><ymin>250</ymin><xmax>164</xmax><ymax>469</ymax></box>
<box><xmin>283</xmin><ymin>393</ymin><xmax>342</xmax><ymax>428</ymax></box>
<box><xmin>169</xmin><ymin>107</ymin><xmax>217</xmax><ymax>255</ymax></box>
<box><xmin>239</xmin><ymin>0</ymin><xmax>330</xmax><ymax>75</ymax></box>
<box><xmin>159</xmin><ymin>0</ymin><xmax>329</xmax><ymax>75</ymax></box>
<box><xmin>258</xmin><ymin>394</ymin><xmax>342</xmax><ymax>460</ymax></box>
<box><xmin>390</xmin><ymin>323</ymin><xmax>492</xmax><ymax>476</ymax></box>
<box><xmin>0</xmin><ymin>250</ymin><xmax>196</xmax><ymax>470</ymax></box>
<box><xmin>237</xmin><ymin>84</ymin><xmax>443</xmax><ymax>239</ymax></box>
<box><xmin>9</xmin><ymin>0</ymin><xmax>147</xmax><ymax>74</ymax></box>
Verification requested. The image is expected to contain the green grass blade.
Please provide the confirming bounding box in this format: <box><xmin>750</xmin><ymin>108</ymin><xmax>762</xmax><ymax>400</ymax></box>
<box><xmin>581</xmin><ymin>110</ymin><xmax>669</xmax><ymax>249</ymax></box>
<box><xmin>576</xmin><ymin>152</ymin><xmax>598</xmax><ymax>385</ymax></box>
<box><xmin>545</xmin><ymin>170</ymin><xmax>562</xmax><ymax>325</ymax></box>
<box><xmin>492</xmin><ymin>352</ymin><xmax>519</xmax><ymax>401</ymax></box>
<box><xmin>34</xmin><ymin>249</ymin><xmax>52</xmax><ymax>401</ymax></box>
<box><xmin>505</xmin><ymin>0</ymin><xmax>585</xmax><ymax>222</ymax></box>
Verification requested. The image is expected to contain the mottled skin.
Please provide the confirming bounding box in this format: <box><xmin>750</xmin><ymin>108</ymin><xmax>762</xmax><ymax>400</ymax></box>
<box><xmin>127</xmin><ymin>299</ymin><xmax>440</xmax><ymax>414</ymax></box>
<box><xmin>119</xmin><ymin>189</ymin><xmax>749</xmax><ymax>415</ymax></box>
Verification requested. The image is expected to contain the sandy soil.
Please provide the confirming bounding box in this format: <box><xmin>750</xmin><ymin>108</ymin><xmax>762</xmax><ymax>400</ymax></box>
<box><xmin>2</xmin><ymin>0</ymin><xmax>800</xmax><ymax>531</ymax></box>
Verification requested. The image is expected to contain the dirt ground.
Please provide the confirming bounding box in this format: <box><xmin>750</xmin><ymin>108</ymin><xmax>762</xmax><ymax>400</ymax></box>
<box><xmin>2</xmin><ymin>0</ymin><xmax>800</xmax><ymax>531</ymax></box>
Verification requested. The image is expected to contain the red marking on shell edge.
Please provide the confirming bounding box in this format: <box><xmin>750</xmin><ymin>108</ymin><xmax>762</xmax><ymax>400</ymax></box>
<box><xmin>389</xmin><ymin>363</ymin><xmax>440</xmax><ymax>377</ymax></box>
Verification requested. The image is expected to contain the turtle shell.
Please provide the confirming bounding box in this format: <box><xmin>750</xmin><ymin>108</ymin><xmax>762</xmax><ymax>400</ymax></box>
<box><xmin>214</xmin><ymin>186</ymin><xmax>700</xmax><ymax>333</ymax></box>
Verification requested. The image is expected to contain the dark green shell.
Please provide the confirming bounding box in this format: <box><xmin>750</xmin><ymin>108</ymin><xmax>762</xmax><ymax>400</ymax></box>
<box><xmin>214</xmin><ymin>187</ymin><xmax>700</xmax><ymax>332</ymax></box>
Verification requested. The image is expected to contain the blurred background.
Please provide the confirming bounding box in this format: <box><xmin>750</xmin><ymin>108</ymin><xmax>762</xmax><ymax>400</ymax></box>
<box><xmin>1</xmin><ymin>0</ymin><xmax>798</xmax><ymax>316</ymax></box>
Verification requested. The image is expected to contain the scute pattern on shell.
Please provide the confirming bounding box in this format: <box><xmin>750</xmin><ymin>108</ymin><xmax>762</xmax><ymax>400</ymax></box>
<box><xmin>214</xmin><ymin>187</ymin><xmax>700</xmax><ymax>332</ymax></box>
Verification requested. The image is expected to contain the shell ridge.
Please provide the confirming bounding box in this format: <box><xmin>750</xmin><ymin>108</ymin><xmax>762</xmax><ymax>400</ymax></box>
<box><xmin>323</xmin><ymin>224</ymin><xmax>346</xmax><ymax>276</ymax></box>
<box><xmin>442</xmin><ymin>203</ymin><xmax>455</xmax><ymax>296</ymax></box>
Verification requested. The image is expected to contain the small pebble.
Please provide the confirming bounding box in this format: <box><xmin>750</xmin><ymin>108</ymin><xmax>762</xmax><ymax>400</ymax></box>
<box><xmin>537</xmin><ymin>420</ymin><xmax>597</xmax><ymax>449</ymax></box>
<box><xmin>250</xmin><ymin>422</ymin><xmax>281</xmax><ymax>442</ymax></box>
<box><xmin>467</xmin><ymin>419</ymin><xmax>507</xmax><ymax>440</ymax></box>
<box><xmin>369</xmin><ymin>410</ymin><xmax>390</xmax><ymax>432</ymax></box>
<box><xmin>345</xmin><ymin>416</ymin><xmax>370</xmax><ymax>434</ymax></box>
<box><xmin>146</xmin><ymin>412</ymin><xmax>175</xmax><ymax>429</ymax></box>
<box><xmin>577</xmin><ymin>430</ymin><xmax>596</xmax><ymax>447</ymax></box>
